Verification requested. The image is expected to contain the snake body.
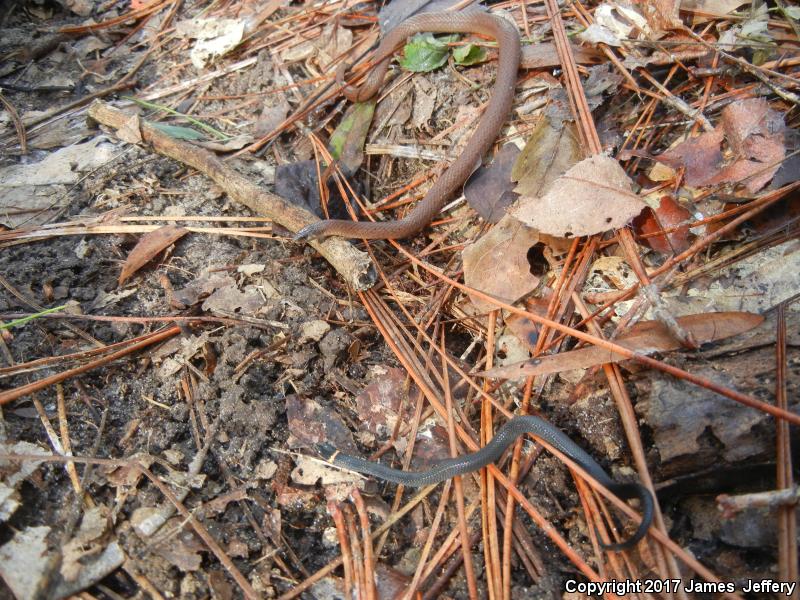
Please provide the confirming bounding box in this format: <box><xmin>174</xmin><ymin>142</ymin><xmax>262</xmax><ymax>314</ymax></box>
<box><xmin>294</xmin><ymin>11</ymin><xmax>521</xmax><ymax>241</ymax></box>
<box><xmin>318</xmin><ymin>415</ymin><xmax>654</xmax><ymax>551</ymax></box>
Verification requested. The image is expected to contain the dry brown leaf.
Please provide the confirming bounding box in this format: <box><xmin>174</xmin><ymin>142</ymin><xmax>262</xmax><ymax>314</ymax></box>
<box><xmin>512</xmin><ymin>118</ymin><xmax>581</xmax><ymax>198</ymax></box>
<box><xmin>151</xmin><ymin>518</ymin><xmax>205</xmax><ymax>572</ymax></box>
<box><xmin>118</xmin><ymin>225</ymin><xmax>188</xmax><ymax>285</ymax></box>
<box><xmin>354</xmin><ymin>366</ymin><xmax>416</xmax><ymax>439</ymax></box>
<box><xmin>681</xmin><ymin>0</ymin><xmax>751</xmax><ymax>16</ymax></box>
<box><xmin>656</xmin><ymin>98</ymin><xmax>785</xmax><ymax>193</ymax></box>
<box><xmin>462</xmin><ymin>214</ymin><xmax>539</xmax><ymax>313</ymax></box>
<box><xmin>640</xmin><ymin>0</ymin><xmax>681</xmax><ymax>31</ymax></box>
<box><xmin>588</xmin><ymin>256</ymin><xmax>637</xmax><ymax>290</ymax></box>
<box><xmin>510</xmin><ymin>154</ymin><xmax>644</xmax><ymax>237</ymax></box>
<box><xmin>477</xmin><ymin>311</ymin><xmax>764</xmax><ymax>379</ymax></box>
<box><xmin>503</xmin><ymin>292</ymin><xmax>552</xmax><ymax>352</ymax></box>
<box><xmin>285</xmin><ymin>394</ymin><xmax>356</xmax><ymax>453</ymax></box>
<box><xmin>656</xmin><ymin>129</ymin><xmax>724</xmax><ymax>186</ymax></box>
<box><xmin>316</xmin><ymin>22</ymin><xmax>353</xmax><ymax>69</ymax></box>
<box><xmin>118</xmin><ymin>113</ymin><xmax>143</xmax><ymax>145</ymax></box>
<box><xmin>633</xmin><ymin>194</ymin><xmax>693</xmax><ymax>255</ymax></box>
<box><xmin>707</xmin><ymin>98</ymin><xmax>785</xmax><ymax>193</ymax></box>
<box><xmin>464</xmin><ymin>143</ymin><xmax>520</xmax><ymax>223</ymax></box>
<box><xmin>520</xmin><ymin>42</ymin><xmax>601</xmax><ymax>69</ymax></box>
<box><xmin>375</xmin><ymin>565</ymin><xmax>413</xmax><ymax>600</ymax></box>
<box><xmin>504</xmin><ymin>313</ymin><xmax>540</xmax><ymax>352</ymax></box>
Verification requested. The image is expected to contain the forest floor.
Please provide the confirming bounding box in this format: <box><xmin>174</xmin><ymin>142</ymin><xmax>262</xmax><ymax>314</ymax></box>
<box><xmin>0</xmin><ymin>0</ymin><xmax>798</xmax><ymax>598</ymax></box>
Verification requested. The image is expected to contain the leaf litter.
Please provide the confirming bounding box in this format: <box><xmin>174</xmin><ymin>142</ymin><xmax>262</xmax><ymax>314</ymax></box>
<box><xmin>510</xmin><ymin>154</ymin><xmax>645</xmax><ymax>237</ymax></box>
<box><xmin>1</xmin><ymin>0</ymin><xmax>799</xmax><ymax>597</ymax></box>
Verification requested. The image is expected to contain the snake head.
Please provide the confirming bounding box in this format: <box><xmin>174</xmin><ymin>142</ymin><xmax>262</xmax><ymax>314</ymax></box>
<box><xmin>293</xmin><ymin>222</ymin><xmax>326</xmax><ymax>242</ymax></box>
<box><xmin>315</xmin><ymin>442</ymin><xmax>338</xmax><ymax>461</ymax></box>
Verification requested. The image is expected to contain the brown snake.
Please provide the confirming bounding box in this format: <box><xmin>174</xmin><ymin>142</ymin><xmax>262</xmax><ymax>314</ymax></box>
<box><xmin>293</xmin><ymin>10</ymin><xmax>521</xmax><ymax>241</ymax></box>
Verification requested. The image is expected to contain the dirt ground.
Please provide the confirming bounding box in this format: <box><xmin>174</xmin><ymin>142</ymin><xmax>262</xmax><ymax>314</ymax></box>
<box><xmin>1</xmin><ymin>0</ymin><xmax>799</xmax><ymax>599</ymax></box>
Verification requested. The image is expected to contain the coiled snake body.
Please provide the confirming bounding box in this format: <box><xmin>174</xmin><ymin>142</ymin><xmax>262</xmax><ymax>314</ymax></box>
<box><xmin>318</xmin><ymin>415</ymin><xmax>654</xmax><ymax>551</ymax></box>
<box><xmin>294</xmin><ymin>10</ymin><xmax>521</xmax><ymax>241</ymax></box>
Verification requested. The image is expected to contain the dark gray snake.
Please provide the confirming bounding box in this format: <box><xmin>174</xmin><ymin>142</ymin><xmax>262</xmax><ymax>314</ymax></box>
<box><xmin>318</xmin><ymin>415</ymin><xmax>653</xmax><ymax>551</ymax></box>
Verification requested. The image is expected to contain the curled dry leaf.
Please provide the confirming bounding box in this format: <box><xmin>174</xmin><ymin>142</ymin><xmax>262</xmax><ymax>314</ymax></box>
<box><xmin>510</xmin><ymin>154</ymin><xmax>645</xmax><ymax>238</ymax></box>
<box><xmin>462</xmin><ymin>213</ymin><xmax>539</xmax><ymax>313</ymax></box>
<box><xmin>595</xmin><ymin>2</ymin><xmax>651</xmax><ymax>39</ymax></box>
<box><xmin>708</xmin><ymin>98</ymin><xmax>785</xmax><ymax>192</ymax></box>
<box><xmin>118</xmin><ymin>113</ymin><xmax>143</xmax><ymax>144</ymax></box>
<box><xmin>578</xmin><ymin>2</ymin><xmax>652</xmax><ymax>46</ymax></box>
<box><xmin>118</xmin><ymin>224</ymin><xmax>189</xmax><ymax>286</ymax></box>
<box><xmin>655</xmin><ymin>98</ymin><xmax>785</xmax><ymax>193</ymax></box>
<box><xmin>578</xmin><ymin>23</ymin><xmax>623</xmax><ymax>46</ymax></box>
<box><xmin>633</xmin><ymin>195</ymin><xmax>693</xmax><ymax>255</ymax></box>
<box><xmin>476</xmin><ymin>311</ymin><xmax>764</xmax><ymax>380</ymax></box>
<box><xmin>588</xmin><ymin>256</ymin><xmax>637</xmax><ymax>290</ymax></box>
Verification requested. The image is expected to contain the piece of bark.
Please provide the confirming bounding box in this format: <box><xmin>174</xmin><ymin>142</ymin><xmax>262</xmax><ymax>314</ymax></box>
<box><xmin>87</xmin><ymin>101</ymin><xmax>376</xmax><ymax>291</ymax></box>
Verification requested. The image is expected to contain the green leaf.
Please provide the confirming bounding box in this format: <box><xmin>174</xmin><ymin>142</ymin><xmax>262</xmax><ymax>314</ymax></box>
<box><xmin>123</xmin><ymin>96</ymin><xmax>229</xmax><ymax>140</ymax></box>
<box><xmin>399</xmin><ymin>33</ymin><xmax>459</xmax><ymax>73</ymax></box>
<box><xmin>150</xmin><ymin>123</ymin><xmax>207</xmax><ymax>140</ymax></box>
<box><xmin>452</xmin><ymin>43</ymin><xmax>487</xmax><ymax>66</ymax></box>
<box><xmin>1</xmin><ymin>305</ymin><xmax>66</xmax><ymax>330</ymax></box>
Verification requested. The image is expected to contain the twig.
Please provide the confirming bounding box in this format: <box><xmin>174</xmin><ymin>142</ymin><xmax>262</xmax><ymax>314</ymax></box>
<box><xmin>402</xmin><ymin>480</ymin><xmax>453</xmax><ymax>600</ymax></box>
<box><xmin>87</xmin><ymin>101</ymin><xmax>376</xmax><ymax>290</ymax></box>
<box><xmin>329</xmin><ymin>503</ymin><xmax>354</xmax><ymax>598</ymax></box>
<box><xmin>774</xmin><ymin>301</ymin><xmax>799</xmax><ymax>597</ymax></box>
<box><xmin>0</xmin><ymin>89</ymin><xmax>26</xmax><ymax>153</ymax></box>
<box><xmin>717</xmin><ymin>487</ymin><xmax>799</xmax><ymax>518</ymax></box>
<box><xmin>0</xmin><ymin>326</ymin><xmax>181</xmax><ymax>406</ymax></box>
<box><xmin>351</xmin><ymin>490</ymin><xmax>377</xmax><ymax>600</ymax></box>
<box><xmin>441</xmin><ymin>330</ymin><xmax>479</xmax><ymax>600</ymax></box>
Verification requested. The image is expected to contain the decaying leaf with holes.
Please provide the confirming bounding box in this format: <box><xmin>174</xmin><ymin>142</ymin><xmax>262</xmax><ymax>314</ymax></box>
<box><xmin>510</xmin><ymin>154</ymin><xmax>645</xmax><ymax>238</ymax></box>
